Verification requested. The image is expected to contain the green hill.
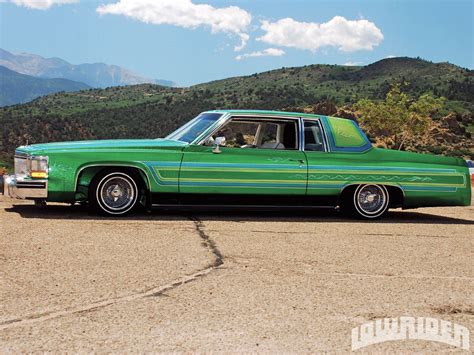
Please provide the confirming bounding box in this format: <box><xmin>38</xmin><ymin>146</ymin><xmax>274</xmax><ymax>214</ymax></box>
<box><xmin>1</xmin><ymin>57</ymin><xmax>472</xmax><ymax>159</ymax></box>
<box><xmin>0</xmin><ymin>65</ymin><xmax>90</xmax><ymax>106</ymax></box>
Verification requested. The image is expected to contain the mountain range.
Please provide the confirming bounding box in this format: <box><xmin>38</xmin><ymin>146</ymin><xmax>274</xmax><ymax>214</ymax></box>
<box><xmin>0</xmin><ymin>48</ymin><xmax>175</xmax><ymax>102</ymax></box>
<box><xmin>0</xmin><ymin>65</ymin><xmax>90</xmax><ymax>106</ymax></box>
<box><xmin>1</xmin><ymin>56</ymin><xmax>472</xmax><ymax>164</ymax></box>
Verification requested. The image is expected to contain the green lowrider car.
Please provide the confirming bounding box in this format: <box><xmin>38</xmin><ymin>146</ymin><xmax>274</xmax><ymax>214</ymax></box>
<box><xmin>2</xmin><ymin>110</ymin><xmax>471</xmax><ymax>218</ymax></box>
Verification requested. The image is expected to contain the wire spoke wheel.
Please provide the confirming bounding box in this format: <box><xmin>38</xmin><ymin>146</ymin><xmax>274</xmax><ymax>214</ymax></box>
<box><xmin>353</xmin><ymin>184</ymin><xmax>389</xmax><ymax>218</ymax></box>
<box><xmin>100</xmin><ymin>177</ymin><xmax>135</xmax><ymax>211</ymax></box>
<box><xmin>92</xmin><ymin>171</ymin><xmax>139</xmax><ymax>215</ymax></box>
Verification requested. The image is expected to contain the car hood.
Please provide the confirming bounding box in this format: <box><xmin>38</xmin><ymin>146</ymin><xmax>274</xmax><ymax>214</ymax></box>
<box><xmin>16</xmin><ymin>138</ymin><xmax>188</xmax><ymax>154</ymax></box>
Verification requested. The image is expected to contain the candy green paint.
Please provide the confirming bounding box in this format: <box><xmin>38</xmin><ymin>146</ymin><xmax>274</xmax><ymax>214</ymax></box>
<box><xmin>12</xmin><ymin>110</ymin><xmax>471</xmax><ymax>210</ymax></box>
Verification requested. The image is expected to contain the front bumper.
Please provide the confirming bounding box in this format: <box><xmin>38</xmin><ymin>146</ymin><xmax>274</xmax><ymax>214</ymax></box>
<box><xmin>1</xmin><ymin>175</ymin><xmax>48</xmax><ymax>199</ymax></box>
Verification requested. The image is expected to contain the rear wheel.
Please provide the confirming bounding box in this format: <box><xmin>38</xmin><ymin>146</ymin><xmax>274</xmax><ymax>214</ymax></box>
<box><xmin>342</xmin><ymin>184</ymin><xmax>390</xmax><ymax>219</ymax></box>
<box><xmin>90</xmin><ymin>170</ymin><xmax>139</xmax><ymax>216</ymax></box>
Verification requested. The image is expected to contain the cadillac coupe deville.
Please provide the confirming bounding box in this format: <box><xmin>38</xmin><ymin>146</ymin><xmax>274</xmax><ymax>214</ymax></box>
<box><xmin>2</xmin><ymin>110</ymin><xmax>471</xmax><ymax>219</ymax></box>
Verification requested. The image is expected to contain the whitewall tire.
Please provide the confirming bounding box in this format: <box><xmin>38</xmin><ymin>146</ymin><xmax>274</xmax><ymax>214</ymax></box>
<box><xmin>351</xmin><ymin>184</ymin><xmax>390</xmax><ymax>219</ymax></box>
<box><xmin>90</xmin><ymin>171</ymin><xmax>139</xmax><ymax>216</ymax></box>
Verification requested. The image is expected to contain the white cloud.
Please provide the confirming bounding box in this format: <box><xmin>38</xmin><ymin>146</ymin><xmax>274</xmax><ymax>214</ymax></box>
<box><xmin>5</xmin><ymin>0</ymin><xmax>78</xmax><ymax>10</ymax></box>
<box><xmin>343</xmin><ymin>61</ymin><xmax>363</xmax><ymax>66</ymax></box>
<box><xmin>97</xmin><ymin>0</ymin><xmax>252</xmax><ymax>51</ymax></box>
<box><xmin>235</xmin><ymin>47</ymin><xmax>285</xmax><ymax>61</ymax></box>
<box><xmin>386</xmin><ymin>54</ymin><xmax>397</xmax><ymax>58</ymax></box>
<box><xmin>258</xmin><ymin>16</ymin><xmax>383</xmax><ymax>52</ymax></box>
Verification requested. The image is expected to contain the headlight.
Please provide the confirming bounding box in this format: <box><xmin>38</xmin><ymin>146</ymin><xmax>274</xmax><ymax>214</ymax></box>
<box><xmin>14</xmin><ymin>154</ymin><xmax>49</xmax><ymax>179</ymax></box>
<box><xmin>14</xmin><ymin>156</ymin><xmax>28</xmax><ymax>177</ymax></box>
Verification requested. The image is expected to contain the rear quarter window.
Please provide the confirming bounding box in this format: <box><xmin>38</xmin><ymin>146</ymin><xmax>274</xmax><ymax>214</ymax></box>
<box><xmin>327</xmin><ymin>117</ymin><xmax>366</xmax><ymax>147</ymax></box>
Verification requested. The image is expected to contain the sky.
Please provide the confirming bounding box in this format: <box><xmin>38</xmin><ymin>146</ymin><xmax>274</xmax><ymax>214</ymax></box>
<box><xmin>0</xmin><ymin>0</ymin><xmax>473</xmax><ymax>86</ymax></box>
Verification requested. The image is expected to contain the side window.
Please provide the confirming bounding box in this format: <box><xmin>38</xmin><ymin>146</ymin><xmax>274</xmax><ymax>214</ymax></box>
<box><xmin>214</xmin><ymin>120</ymin><xmax>259</xmax><ymax>148</ymax></box>
<box><xmin>304</xmin><ymin>120</ymin><xmax>325</xmax><ymax>151</ymax></box>
<box><xmin>261</xmin><ymin>123</ymin><xmax>278</xmax><ymax>145</ymax></box>
<box><xmin>208</xmin><ymin>118</ymin><xmax>299</xmax><ymax>150</ymax></box>
<box><xmin>260</xmin><ymin>121</ymin><xmax>297</xmax><ymax>150</ymax></box>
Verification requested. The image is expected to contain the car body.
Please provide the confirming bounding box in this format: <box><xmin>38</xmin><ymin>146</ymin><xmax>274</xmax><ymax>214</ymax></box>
<box><xmin>2</xmin><ymin>110</ymin><xmax>471</xmax><ymax>218</ymax></box>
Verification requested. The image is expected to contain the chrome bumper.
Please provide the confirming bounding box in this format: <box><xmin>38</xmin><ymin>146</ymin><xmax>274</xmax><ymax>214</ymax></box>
<box><xmin>1</xmin><ymin>175</ymin><xmax>48</xmax><ymax>199</ymax></box>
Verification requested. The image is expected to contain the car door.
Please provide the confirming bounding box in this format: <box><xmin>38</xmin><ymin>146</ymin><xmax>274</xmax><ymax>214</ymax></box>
<box><xmin>302</xmin><ymin>118</ymin><xmax>341</xmax><ymax>205</ymax></box>
<box><xmin>179</xmin><ymin>116</ymin><xmax>307</xmax><ymax>197</ymax></box>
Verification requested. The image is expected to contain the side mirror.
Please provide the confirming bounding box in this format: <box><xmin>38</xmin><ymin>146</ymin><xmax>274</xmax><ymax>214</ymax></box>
<box><xmin>212</xmin><ymin>136</ymin><xmax>226</xmax><ymax>154</ymax></box>
<box><xmin>204</xmin><ymin>137</ymin><xmax>214</xmax><ymax>146</ymax></box>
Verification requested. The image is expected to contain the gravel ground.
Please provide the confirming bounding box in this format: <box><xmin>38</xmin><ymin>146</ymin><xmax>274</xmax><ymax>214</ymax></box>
<box><xmin>0</xmin><ymin>196</ymin><xmax>473</xmax><ymax>352</ymax></box>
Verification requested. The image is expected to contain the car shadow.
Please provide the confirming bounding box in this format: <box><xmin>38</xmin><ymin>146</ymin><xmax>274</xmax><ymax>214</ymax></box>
<box><xmin>4</xmin><ymin>203</ymin><xmax>474</xmax><ymax>225</ymax></box>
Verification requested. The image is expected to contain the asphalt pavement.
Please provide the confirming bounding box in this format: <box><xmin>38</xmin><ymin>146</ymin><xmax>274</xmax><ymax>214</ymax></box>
<box><xmin>1</xmin><ymin>196</ymin><xmax>473</xmax><ymax>352</ymax></box>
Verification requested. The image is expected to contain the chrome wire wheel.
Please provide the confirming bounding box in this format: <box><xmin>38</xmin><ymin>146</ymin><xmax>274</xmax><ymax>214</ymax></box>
<box><xmin>353</xmin><ymin>184</ymin><xmax>389</xmax><ymax>219</ymax></box>
<box><xmin>96</xmin><ymin>172</ymin><xmax>138</xmax><ymax>215</ymax></box>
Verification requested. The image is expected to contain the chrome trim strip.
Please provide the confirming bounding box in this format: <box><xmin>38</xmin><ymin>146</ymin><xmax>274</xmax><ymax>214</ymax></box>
<box><xmin>74</xmin><ymin>164</ymin><xmax>152</xmax><ymax>193</ymax></box>
<box><xmin>298</xmin><ymin>117</ymin><xmax>304</xmax><ymax>152</ymax></box>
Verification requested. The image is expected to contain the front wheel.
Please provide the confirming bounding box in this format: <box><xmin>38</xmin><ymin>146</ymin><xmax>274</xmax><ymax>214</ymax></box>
<box><xmin>343</xmin><ymin>184</ymin><xmax>390</xmax><ymax>219</ymax></box>
<box><xmin>90</xmin><ymin>170</ymin><xmax>140</xmax><ymax>216</ymax></box>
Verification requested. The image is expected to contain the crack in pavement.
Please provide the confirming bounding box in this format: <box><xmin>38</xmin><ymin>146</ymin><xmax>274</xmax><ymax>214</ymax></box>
<box><xmin>0</xmin><ymin>215</ymin><xmax>223</xmax><ymax>331</ymax></box>
<box><xmin>188</xmin><ymin>216</ymin><xmax>224</xmax><ymax>267</ymax></box>
<box><xmin>146</xmin><ymin>216</ymin><xmax>224</xmax><ymax>297</ymax></box>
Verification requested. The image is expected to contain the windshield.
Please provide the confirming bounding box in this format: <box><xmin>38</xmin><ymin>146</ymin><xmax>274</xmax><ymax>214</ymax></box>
<box><xmin>166</xmin><ymin>112</ymin><xmax>223</xmax><ymax>143</ymax></box>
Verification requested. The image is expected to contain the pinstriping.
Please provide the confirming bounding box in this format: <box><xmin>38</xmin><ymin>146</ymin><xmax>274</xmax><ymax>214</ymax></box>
<box><xmin>142</xmin><ymin>162</ymin><xmax>466</xmax><ymax>191</ymax></box>
<box><xmin>149</xmin><ymin>168</ymin><xmax>465</xmax><ymax>187</ymax></box>
<box><xmin>146</xmin><ymin>178</ymin><xmax>458</xmax><ymax>192</ymax></box>
<box><xmin>402</xmin><ymin>186</ymin><xmax>459</xmax><ymax>192</ymax></box>
<box><xmin>175</xmin><ymin>177</ymin><xmax>465</xmax><ymax>188</ymax></box>
<box><xmin>157</xmin><ymin>167</ymin><xmax>462</xmax><ymax>177</ymax></box>
<box><xmin>145</xmin><ymin>161</ymin><xmax>458</xmax><ymax>173</ymax></box>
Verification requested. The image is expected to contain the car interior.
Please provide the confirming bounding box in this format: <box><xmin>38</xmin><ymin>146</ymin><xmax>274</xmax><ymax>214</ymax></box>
<box><xmin>204</xmin><ymin>117</ymin><xmax>325</xmax><ymax>152</ymax></box>
<box><xmin>206</xmin><ymin>118</ymin><xmax>298</xmax><ymax>150</ymax></box>
<box><xmin>304</xmin><ymin>120</ymin><xmax>325</xmax><ymax>151</ymax></box>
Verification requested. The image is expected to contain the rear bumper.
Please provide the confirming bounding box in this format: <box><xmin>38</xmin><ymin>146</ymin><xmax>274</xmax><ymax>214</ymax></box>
<box><xmin>1</xmin><ymin>175</ymin><xmax>48</xmax><ymax>199</ymax></box>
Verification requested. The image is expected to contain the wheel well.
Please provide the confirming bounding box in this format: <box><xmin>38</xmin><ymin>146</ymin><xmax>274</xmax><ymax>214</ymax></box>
<box><xmin>338</xmin><ymin>185</ymin><xmax>357</xmax><ymax>208</ymax></box>
<box><xmin>338</xmin><ymin>184</ymin><xmax>404</xmax><ymax>208</ymax></box>
<box><xmin>75</xmin><ymin>166</ymin><xmax>150</xmax><ymax>202</ymax></box>
<box><xmin>385</xmin><ymin>185</ymin><xmax>404</xmax><ymax>208</ymax></box>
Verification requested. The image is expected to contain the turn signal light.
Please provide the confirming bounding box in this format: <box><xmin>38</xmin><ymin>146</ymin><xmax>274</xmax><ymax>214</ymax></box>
<box><xmin>31</xmin><ymin>171</ymin><xmax>48</xmax><ymax>178</ymax></box>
